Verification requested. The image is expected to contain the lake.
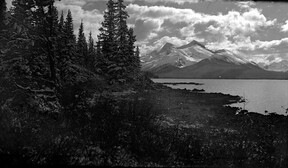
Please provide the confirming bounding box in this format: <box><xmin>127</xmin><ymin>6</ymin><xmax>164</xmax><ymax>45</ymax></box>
<box><xmin>153</xmin><ymin>79</ymin><xmax>288</xmax><ymax>115</ymax></box>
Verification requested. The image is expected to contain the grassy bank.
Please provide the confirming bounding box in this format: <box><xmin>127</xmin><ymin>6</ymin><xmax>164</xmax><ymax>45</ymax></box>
<box><xmin>144</xmin><ymin>84</ymin><xmax>288</xmax><ymax>167</ymax></box>
<box><xmin>0</xmin><ymin>77</ymin><xmax>287</xmax><ymax>167</ymax></box>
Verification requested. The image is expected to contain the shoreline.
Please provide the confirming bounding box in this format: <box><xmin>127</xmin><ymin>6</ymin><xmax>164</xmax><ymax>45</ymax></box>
<box><xmin>159</xmin><ymin>82</ymin><xmax>203</xmax><ymax>85</ymax></box>
<box><xmin>150</xmin><ymin>83</ymin><xmax>243</xmax><ymax>124</ymax></box>
<box><xmin>150</xmin><ymin>82</ymin><xmax>287</xmax><ymax>129</ymax></box>
<box><xmin>148</xmin><ymin>83</ymin><xmax>288</xmax><ymax>166</ymax></box>
<box><xmin>153</xmin><ymin>79</ymin><xmax>288</xmax><ymax>116</ymax></box>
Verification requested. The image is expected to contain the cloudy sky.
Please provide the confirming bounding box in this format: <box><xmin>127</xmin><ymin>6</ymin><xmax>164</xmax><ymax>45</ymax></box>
<box><xmin>6</xmin><ymin>0</ymin><xmax>288</xmax><ymax>64</ymax></box>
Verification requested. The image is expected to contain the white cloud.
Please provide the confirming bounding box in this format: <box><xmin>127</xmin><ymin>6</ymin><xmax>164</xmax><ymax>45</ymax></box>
<box><xmin>254</xmin><ymin>38</ymin><xmax>288</xmax><ymax>50</ymax></box>
<box><xmin>154</xmin><ymin>36</ymin><xmax>188</xmax><ymax>47</ymax></box>
<box><xmin>55</xmin><ymin>1</ymin><xmax>104</xmax><ymax>41</ymax></box>
<box><xmin>6</xmin><ymin>0</ymin><xmax>287</xmax><ymax>58</ymax></box>
<box><xmin>281</xmin><ymin>20</ymin><xmax>288</xmax><ymax>32</ymax></box>
<box><xmin>236</xmin><ymin>1</ymin><xmax>256</xmax><ymax>9</ymax></box>
<box><xmin>56</xmin><ymin>0</ymin><xmax>103</xmax><ymax>7</ymax></box>
<box><xmin>247</xmin><ymin>53</ymin><xmax>288</xmax><ymax>65</ymax></box>
<box><xmin>127</xmin><ymin>4</ymin><xmax>201</xmax><ymax>24</ymax></box>
<box><xmin>128</xmin><ymin>4</ymin><xmax>276</xmax><ymax>53</ymax></box>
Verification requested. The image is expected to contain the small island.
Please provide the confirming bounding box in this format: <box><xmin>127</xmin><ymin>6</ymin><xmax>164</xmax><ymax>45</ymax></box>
<box><xmin>160</xmin><ymin>82</ymin><xmax>204</xmax><ymax>85</ymax></box>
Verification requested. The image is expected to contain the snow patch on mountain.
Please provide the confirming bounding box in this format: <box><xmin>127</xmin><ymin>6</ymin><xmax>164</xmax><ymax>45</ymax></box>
<box><xmin>212</xmin><ymin>49</ymin><xmax>251</xmax><ymax>65</ymax></box>
<box><xmin>141</xmin><ymin>40</ymin><xmax>214</xmax><ymax>71</ymax></box>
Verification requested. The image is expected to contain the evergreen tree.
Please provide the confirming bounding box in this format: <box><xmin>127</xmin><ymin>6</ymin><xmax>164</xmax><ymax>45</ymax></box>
<box><xmin>97</xmin><ymin>0</ymin><xmax>117</xmax><ymax>80</ymax></box>
<box><xmin>87</xmin><ymin>31</ymin><xmax>96</xmax><ymax>71</ymax></box>
<box><xmin>64</xmin><ymin>10</ymin><xmax>75</xmax><ymax>41</ymax></box>
<box><xmin>88</xmin><ymin>31</ymin><xmax>95</xmax><ymax>54</ymax></box>
<box><xmin>96</xmin><ymin>41</ymin><xmax>101</xmax><ymax>57</ymax></box>
<box><xmin>2</xmin><ymin>0</ymin><xmax>61</xmax><ymax>103</ymax></box>
<box><xmin>96</xmin><ymin>0</ymin><xmax>141</xmax><ymax>83</ymax></box>
<box><xmin>47</xmin><ymin>5</ymin><xmax>59</xmax><ymax>83</ymax></box>
<box><xmin>0</xmin><ymin>0</ymin><xmax>6</xmax><ymax>32</ymax></box>
<box><xmin>64</xmin><ymin>10</ymin><xmax>76</xmax><ymax>63</ymax></box>
<box><xmin>127</xmin><ymin>27</ymin><xmax>140</xmax><ymax>76</ymax></box>
<box><xmin>0</xmin><ymin>0</ymin><xmax>7</xmax><ymax>50</ymax></box>
<box><xmin>77</xmin><ymin>20</ymin><xmax>88</xmax><ymax>66</ymax></box>
<box><xmin>28</xmin><ymin>2</ymin><xmax>59</xmax><ymax>85</ymax></box>
<box><xmin>114</xmin><ymin>0</ymin><xmax>130</xmax><ymax>80</ymax></box>
<box><xmin>0</xmin><ymin>0</ymin><xmax>7</xmax><ymax>72</ymax></box>
<box><xmin>4</xmin><ymin>0</ymin><xmax>39</xmax><ymax>84</ymax></box>
<box><xmin>58</xmin><ymin>11</ymin><xmax>64</xmax><ymax>31</ymax></box>
<box><xmin>135</xmin><ymin>46</ymin><xmax>141</xmax><ymax>69</ymax></box>
<box><xmin>56</xmin><ymin>10</ymin><xmax>69</xmax><ymax>82</ymax></box>
<box><xmin>115</xmin><ymin>0</ymin><xmax>129</xmax><ymax>58</ymax></box>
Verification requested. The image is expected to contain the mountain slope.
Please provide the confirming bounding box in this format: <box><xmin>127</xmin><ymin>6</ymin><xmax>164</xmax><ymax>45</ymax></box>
<box><xmin>141</xmin><ymin>40</ymin><xmax>214</xmax><ymax>72</ymax></box>
<box><xmin>263</xmin><ymin>60</ymin><xmax>288</xmax><ymax>72</ymax></box>
<box><xmin>157</xmin><ymin>50</ymin><xmax>288</xmax><ymax>79</ymax></box>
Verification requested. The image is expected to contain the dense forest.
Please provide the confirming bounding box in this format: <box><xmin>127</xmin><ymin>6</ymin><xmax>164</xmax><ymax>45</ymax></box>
<box><xmin>0</xmin><ymin>0</ymin><xmax>151</xmax><ymax>166</ymax></box>
<box><xmin>1</xmin><ymin>0</ymin><xmax>288</xmax><ymax>167</ymax></box>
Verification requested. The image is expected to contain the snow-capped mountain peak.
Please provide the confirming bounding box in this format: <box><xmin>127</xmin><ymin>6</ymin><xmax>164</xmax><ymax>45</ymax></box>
<box><xmin>158</xmin><ymin>43</ymin><xmax>175</xmax><ymax>53</ymax></box>
<box><xmin>263</xmin><ymin>60</ymin><xmax>288</xmax><ymax>72</ymax></box>
<box><xmin>212</xmin><ymin>49</ymin><xmax>250</xmax><ymax>65</ymax></box>
<box><xmin>141</xmin><ymin>40</ymin><xmax>215</xmax><ymax>71</ymax></box>
<box><xmin>177</xmin><ymin>40</ymin><xmax>206</xmax><ymax>49</ymax></box>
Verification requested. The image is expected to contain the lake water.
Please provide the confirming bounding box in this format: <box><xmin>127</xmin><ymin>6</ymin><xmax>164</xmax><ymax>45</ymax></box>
<box><xmin>153</xmin><ymin>79</ymin><xmax>288</xmax><ymax>115</ymax></box>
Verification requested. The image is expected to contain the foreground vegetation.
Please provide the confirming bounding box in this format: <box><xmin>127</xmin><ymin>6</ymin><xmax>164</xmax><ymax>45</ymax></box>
<box><xmin>1</xmin><ymin>0</ymin><xmax>288</xmax><ymax>167</ymax></box>
<box><xmin>1</xmin><ymin>78</ymin><xmax>288</xmax><ymax>167</ymax></box>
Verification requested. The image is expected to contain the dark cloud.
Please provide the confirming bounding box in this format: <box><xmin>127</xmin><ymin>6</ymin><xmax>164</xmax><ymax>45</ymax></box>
<box><xmin>267</xmin><ymin>55</ymin><xmax>276</xmax><ymax>61</ymax></box>
<box><xmin>82</xmin><ymin>1</ymin><xmax>107</xmax><ymax>12</ymax></box>
<box><xmin>134</xmin><ymin>19</ymin><xmax>159</xmax><ymax>41</ymax></box>
<box><xmin>192</xmin><ymin>21</ymin><xmax>227</xmax><ymax>43</ymax></box>
<box><xmin>161</xmin><ymin>19</ymin><xmax>188</xmax><ymax>36</ymax></box>
<box><xmin>162</xmin><ymin>19</ymin><xmax>188</xmax><ymax>30</ymax></box>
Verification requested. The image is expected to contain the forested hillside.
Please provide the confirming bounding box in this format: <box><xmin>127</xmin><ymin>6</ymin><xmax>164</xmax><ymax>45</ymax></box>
<box><xmin>0</xmin><ymin>0</ymin><xmax>151</xmax><ymax>166</ymax></box>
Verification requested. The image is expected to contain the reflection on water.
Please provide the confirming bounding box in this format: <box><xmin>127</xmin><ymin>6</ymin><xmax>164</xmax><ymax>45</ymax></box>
<box><xmin>153</xmin><ymin>79</ymin><xmax>288</xmax><ymax>115</ymax></box>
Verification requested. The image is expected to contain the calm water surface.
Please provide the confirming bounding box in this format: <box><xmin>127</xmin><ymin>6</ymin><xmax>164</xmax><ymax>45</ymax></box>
<box><xmin>153</xmin><ymin>79</ymin><xmax>288</xmax><ymax>115</ymax></box>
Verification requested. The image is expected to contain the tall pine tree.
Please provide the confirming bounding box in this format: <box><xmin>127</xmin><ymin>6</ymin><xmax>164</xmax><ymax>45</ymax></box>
<box><xmin>135</xmin><ymin>46</ymin><xmax>141</xmax><ymax>70</ymax></box>
<box><xmin>115</xmin><ymin>0</ymin><xmax>129</xmax><ymax>81</ymax></box>
<box><xmin>127</xmin><ymin>27</ymin><xmax>140</xmax><ymax>76</ymax></box>
<box><xmin>88</xmin><ymin>31</ymin><xmax>95</xmax><ymax>54</ymax></box>
<box><xmin>1</xmin><ymin>0</ymin><xmax>61</xmax><ymax>113</ymax></box>
<box><xmin>0</xmin><ymin>0</ymin><xmax>7</xmax><ymax>51</ymax></box>
<box><xmin>96</xmin><ymin>0</ymin><xmax>141</xmax><ymax>83</ymax></box>
<box><xmin>58</xmin><ymin>11</ymin><xmax>64</xmax><ymax>33</ymax></box>
<box><xmin>115</xmin><ymin>0</ymin><xmax>129</xmax><ymax>57</ymax></box>
<box><xmin>0</xmin><ymin>0</ymin><xmax>6</xmax><ymax>32</ymax></box>
<box><xmin>97</xmin><ymin>0</ymin><xmax>117</xmax><ymax>80</ymax></box>
<box><xmin>56</xmin><ymin>10</ymin><xmax>69</xmax><ymax>83</ymax></box>
<box><xmin>87</xmin><ymin>31</ymin><xmax>96</xmax><ymax>71</ymax></box>
<box><xmin>77</xmin><ymin>20</ymin><xmax>88</xmax><ymax>66</ymax></box>
<box><xmin>64</xmin><ymin>10</ymin><xmax>76</xmax><ymax>63</ymax></box>
<box><xmin>47</xmin><ymin>5</ymin><xmax>59</xmax><ymax>83</ymax></box>
<box><xmin>0</xmin><ymin>0</ymin><xmax>7</xmax><ymax>74</ymax></box>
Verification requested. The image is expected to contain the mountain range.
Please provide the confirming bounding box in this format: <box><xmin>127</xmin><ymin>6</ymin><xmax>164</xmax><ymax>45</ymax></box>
<box><xmin>261</xmin><ymin>60</ymin><xmax>288</xmax><ymax>72</ymax></box>
<box><xmin>141</xmin><ymin>40</ymin><xmax>288</xmax><ymax>79</ymax></box>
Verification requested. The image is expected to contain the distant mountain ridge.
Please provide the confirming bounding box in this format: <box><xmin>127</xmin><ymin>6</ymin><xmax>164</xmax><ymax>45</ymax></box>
<box><xmin>141</xmin><ymin>40</ymin><xmax>214</xmax><ymax>73</ymax></box>
<box><xmin>141</xmin><ymin>40</ymin><xmax>288</xmax><ymax>79</ymax></box>
<box><xmin>263</xmin><ymin>60</ymin><xmax>288</xmax><ymax>72</ymax></box>
<box><xmin>158</xmin><ymin>51</ymin><xmax>285</xmax><ymax>79</ymax></box>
